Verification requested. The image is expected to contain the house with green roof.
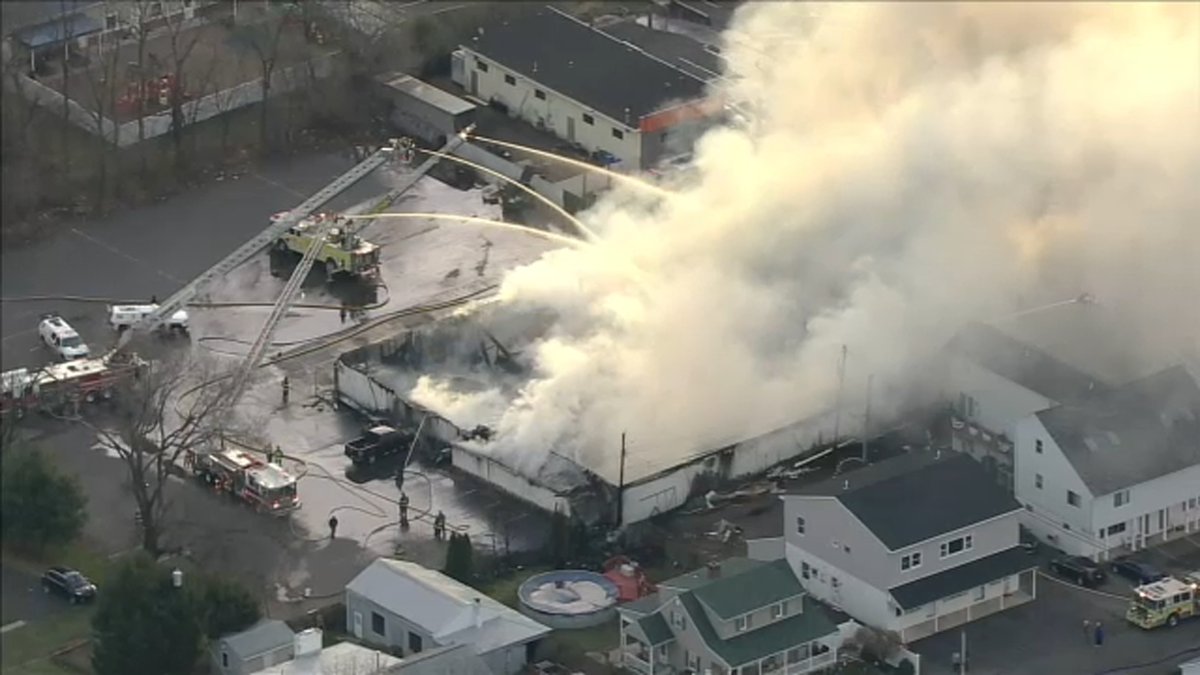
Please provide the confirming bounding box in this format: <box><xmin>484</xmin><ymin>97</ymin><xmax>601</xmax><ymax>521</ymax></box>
<box><xmin>617</xmin><ymin>557</ymin><xmax>842</xmax><ymax>675</ymax></box>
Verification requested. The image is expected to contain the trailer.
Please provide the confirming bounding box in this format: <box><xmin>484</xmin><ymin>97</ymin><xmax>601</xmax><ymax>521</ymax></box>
<box><xmin>1</xmin><ymin>354</ymin><xmax>145</xmax><ymax>418</ymax></box>
<box><xmin>187</xmin><ymin>448</ymin><xmax>299</xmax><ymax>515</ymax></box>
<box><xmin>374</xmin><ymin>72</ymin><xmax>477</xmax><ymax>147</ymax></box>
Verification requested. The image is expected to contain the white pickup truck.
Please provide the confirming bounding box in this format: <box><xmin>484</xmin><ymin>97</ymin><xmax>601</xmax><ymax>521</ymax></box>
<box><xmin>108</xmin><ymin>305</ymin><xmax>189</xmax><ymax>334</ymax></box>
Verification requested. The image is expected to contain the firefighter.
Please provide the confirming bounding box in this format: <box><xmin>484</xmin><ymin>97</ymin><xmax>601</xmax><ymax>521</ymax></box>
<box><xmin>339</xmin><ymin>306</ymin><xmax>347</xmax><ymax>324</ymax></box>
<box><xmin>328</xmin><ymin>515</ymin><xmax>339</xmax><ymax>540</ymax></box>
<box><xmin>433</xmin><ymin>511</ymin><xmax>446</xmax><ymax>540</ymax></box>
<box><xmin>282</xmin><ymin>376</ymin><xmax>290</xmax><ymax>405</ymax></box>
<box><xmin>398</xmin><ymin>492</ymin><xmax>409</xmax><ymax>528</ymax></box>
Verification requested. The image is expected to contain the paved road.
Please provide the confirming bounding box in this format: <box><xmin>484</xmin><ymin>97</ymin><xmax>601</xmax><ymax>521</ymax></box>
<box><xmin>1</xmin><ymin>565</ymin><xmax>64</xmax><ymax>628</ymax></box>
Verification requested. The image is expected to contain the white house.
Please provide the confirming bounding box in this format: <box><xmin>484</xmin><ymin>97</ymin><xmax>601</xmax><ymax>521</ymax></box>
<box><xmin>1014</xmin><ymin>365</ymin><xmax>1200</xmax><ymax>560</ymax></box>
<box><xmin>942</xmin><ymin>321</ymin><xmax>1112</xmax><ymax>490</ymax></box>
<box><xmin>749</xmin><ymin>451</ymin><xmax>1038</xmax><ymax>644</ymax></box>
<box><xmin>344</xmin><ymin>559</ymin><xmax>550</xmax><ymax>675</ymax></box>
<box><xmin>456</xmin><ymin>6</ymin><xmax>714</xmax><ymax>170</ymax></box>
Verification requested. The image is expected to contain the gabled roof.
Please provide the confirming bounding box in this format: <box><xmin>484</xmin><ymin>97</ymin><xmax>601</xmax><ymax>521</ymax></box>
<box><xmin>465</xmin><ymin>6</ymin><xmax>707</xmax><ymax>124</ymax></box>
<box><xmin>659</xmin><ymin>557</ymin><xmax>763</xmax><ymax>592</ymax></box>
<box><xmin>692</xmin><ymin>559</ymin><xmax>804</xmax><ymax>620</ymax></box>
<box><xmin>793</xmin><ymin>452</ymin><xmax>1022</xmax><ymax>550</ymax></box>
<box><xmin>346</xmin><ymin>559</ymin><xmax>549</xmax><ymax>650</ymax></box>
<box><xmin>220</xmin><ymin>619</ymin><xmax>293</xmax><ymax>659</ymax></box>
<box><xmin>637</xmin><ymin>614</ymin><xmax>674</xmax><ymax>646</ymax></box>
<box><xmin>1036</xmin><ymin>365</ymin><xmax>1200</xmax><ymax>495</ymax></box>
<box><xmin>889</xmin><ymin>546</ymin><xmax>1036</xmax><ymax>610</ymax></box>
<box><xmin>668</xmin><ymin>0</ymin><xmax>742</xmax><ymax>31</ymax></box>
<box><xmin>620</xmin><ymin>592</ymin><xmax>665</xmax><ymax>616</ymax></box>
<box><xmin>947</xmin><ymin>322</ymin><xmax>1109</xmax><ymax>404</ymax></box>
<box><xmin>680</xmin><ymin>592</ymin><xmax>837</xmax><ymax>667</ymax></box>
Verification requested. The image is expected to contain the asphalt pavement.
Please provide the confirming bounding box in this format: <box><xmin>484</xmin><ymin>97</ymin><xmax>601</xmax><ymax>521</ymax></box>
<box><xmin>1</xmin><ymin>565</ymin><xmax>64</xmax><ymax>628</ymax></box>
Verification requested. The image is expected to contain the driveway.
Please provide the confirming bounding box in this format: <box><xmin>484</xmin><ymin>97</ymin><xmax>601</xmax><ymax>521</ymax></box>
<box><xmin>0</xmin><ymin>564</ymin><xmax>63</xmax><ymax>629</ymax></box>
<box><xmin>915</xmin><ymin>569</ymin><xmax>1200</xmax><ymax>675</ymax></box>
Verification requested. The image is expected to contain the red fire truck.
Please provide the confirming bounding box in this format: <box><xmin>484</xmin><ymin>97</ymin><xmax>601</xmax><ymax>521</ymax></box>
<box><xmin>186</xmin><ymin>448</ymin><xmax>300</xmax><ymax>515</ymax></box>
<box><xmin>1</xmin><ymin>354</ymin><xmax>145</xmax><ymax>418</ymax></box>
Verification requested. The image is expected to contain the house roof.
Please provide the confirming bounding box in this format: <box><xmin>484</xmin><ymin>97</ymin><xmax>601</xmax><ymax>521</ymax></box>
<box><xmin>621</xmin><ymin>592</ymin><xmax>665</xmax><ymax>616</ymax></box>
<box><xmin>794</xmin><ymin>452</ymin><xmax>1022</xmax><ymax>550</ymax></box>
<box><xmin>248</xmin><ymin>642</ymin><xmax>402</xmax><ymax>675</ymax></box>
<box><xmin>599</xmin><ymin>20</ymin><xmax>723</xmax><ymax>82</ymax></box>
<box><xmin>693</xmin><ymin>559</ymin><xmax>805</xmax><ymax>620</ymax></box>
<box><xmin>889</xmin><ymin>546</ymin><xmax>1036</xmax><ymax>610</ymax></box>
<box><xmin>375</xmin><ymin>72</ymin><xmax>476</xmax><ymax>116</ymax></box>
<box><xmin>947</xmin><ymin>321</ymin><xmax>1109</xmax><ymax>404</ymax></box>
<box><xmin>1036</xmin><ymin>365</ymin><xmax>1200</xmax><ymax>495</ymax></box>
<box><xmin>669</xmin><ymin>0</ymin><xmax>742</xmax><ymax>32</ymax></box>
<box><xmin>465</xmin><ymin>6</ymin><xmax>708</xmax><ymax>124</ymax></box>
<box><xmin>659</xmin><ymin>557</ymin><xmax>765</xmax><ymax>592</ymax></box>
<box><xmin>380</xmin><ymin>644</ymin><xmax>492</xmax><ymax>675</ymax></box>
<box><xmin>220</xmin><ymin>619</ymin><xmax>294</xmax><ymax>659</ymax></box>
<box><xmin>345</xmin><ymin>559</ymin><xmax>549</xmax><ymax>650</ymax></box>
<box><xmin>680</xmin><ymin>592</ymin><xmax>837</xmax><ymax>667</ymax></box>
<box><xmin>1</xmin><ymin>1</ymin><xmax>96</xmax><ymax>34</ymax></box>
<box><xmin>637</xmin><ymin>613</ymin><xmax>674</xmax><ymax>646</ymax></box>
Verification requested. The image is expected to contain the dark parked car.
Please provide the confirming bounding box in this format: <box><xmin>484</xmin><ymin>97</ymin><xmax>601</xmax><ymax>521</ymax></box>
<box><xmin>1110</xmin><ymin>558</ymin><xmax>1166</xmax><ymax>586</ymax></box>
<box><xmin>1049</xmin><ymin>556</ymin><xmax>1106</xmax><ymax>587</ymax></box>
<box><xmin>41</xmin><ymin>567</ymin><xmax>96</xmax><ymax>604</ymax></box>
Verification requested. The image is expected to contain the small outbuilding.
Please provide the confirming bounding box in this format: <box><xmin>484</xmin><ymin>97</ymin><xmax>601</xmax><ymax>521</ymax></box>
<box><xmin>211</xmin><ymin>619</ymin><xmax>295</xmax><ymax>675</ymax></box>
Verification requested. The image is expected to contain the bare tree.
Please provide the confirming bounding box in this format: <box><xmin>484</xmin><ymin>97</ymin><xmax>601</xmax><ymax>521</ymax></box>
<box><xmin>1</xmin><ymin>51</ymin><xmax>48</xmax><ymax>226</ymax></box>
<box><xmin>78</xmin><ymin>30</ymin><xmax>124</xmax><ymax>213</ymax></box>
<box><xmin>161</xmin><ymin>7</ymin><xmax>205</xmax><ymax>175</ymax></box>
<box><xmin>83</xmin><ymin>353</ymin><xmax>235</xmax><ymax>555</ymax></box>
<box><xmin>234</xmin><ymin>3</ymin><xmax>291</xmax><ymax>152</ymax></box>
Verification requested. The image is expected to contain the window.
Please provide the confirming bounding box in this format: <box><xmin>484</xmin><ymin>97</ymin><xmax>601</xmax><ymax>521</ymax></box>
<box><xmin>612</xmin><ymin>128</ymin><xmax>624</xmax><ymax>140</ymax></box>
<box><xmin>371</xmin><ymin>611</ymin><xmax>385</xmax><ymax>636</ymax></box>
<box><xmin>800</xmin><ymin>561</ymin><xmax>811</xmax><ymax>579</ymax></box>
<box><xmin>504</xmin><ymin>74</ymin><xmax>516</xmax><ymax>85</ymax></box>
<box><xmin>582</xmin><ymin>113</ymin><xmax>595</xmax><ymax>125</ymax></box>
<box><xmin>149</xmin><ymin>2</ymin><xmax>163</xmax><ymax>17</ymax></box>
<box><xmin>735</xmin><ymin>616</ymin><xmax>747</xmax><ymax>632</ymax></box>
<box><xmin>1190</xmin><ymin>498</ymin><xmax>1197</xmax><ymax>510</ymax></box>
<box><xmin>105</xmin><ymin>13</ymin><xmax>118</xmax><ymax>29</ymax></box>
<box><xmin>1035</xmin><ymin>473</ymin><xmax>1043</xmax><ymax>489</ymax></box>
<box><xmin>795</xmin><ymin>516</ymin><xmax>806</xmax><ymax>535</ymax></box>
<box><xmin>222</xmin><ymin>652</ymin><xmax>229</xmax><ymax>668</ymax></box>
<box><xmin>771</xmin><ymin>602</ymin><xmax>786</xmax><ymax>619</ymax></box>
<box><xmin>924</xmin><ymin>602</ymin><xmax>936</xmax><ymax>618</ymax></box>
<box><xmin>534</xmin><ymin>89</ymin><xmax>546</xmax><ymax>100</ymax></box>
<box><xmin>408</xmin><ymin>632</ymin><xmax>422</xmax><ymax>653</ymax></box>
<box><xmin>973</xmin><ymin>585</ymin><xmax>986</xmax><ymax>601</ymax></box>
<box><xmin>1035</xmin><ymin>439</ymin><xmax>1043</xmax><ymax>454</ymax></box>
<box><xmin>1067</xmin><ymin>490</ymin><xmax>1081</xmax><ymax>507</ymax></box>
<box><xmin>831</xmin><ymin>576</ymin><xmax>841</xmax><ymax>589</ymax></box>
<box><xmin>475</xmin><ymin>58</ymin><xmax>489</xmax><ymax>72</ymax></box>
<box><xmin>1114</xmin><ymin>490</ymin><xmax>1129</xmax><ymax>507</ymax></box>
<box><xmin>671</xmin><ymin>610</ymin><xmax>687</xmax><ymax>631</ymax></box>
<box><xmin>939</xmin><ymin>535</ymin><xmax>973</xmax><ymax>558</ymax></box>
<box><xmin>901</xmin><ymin>552</ymin><xmax>922</xmax><ymax>571</ymax></box>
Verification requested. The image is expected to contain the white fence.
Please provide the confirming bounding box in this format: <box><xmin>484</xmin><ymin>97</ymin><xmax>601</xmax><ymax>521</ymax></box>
<box><xmin>13</xmin><ymin>52</ymin><xmax>338</xmax><ymax>148</ymax></box>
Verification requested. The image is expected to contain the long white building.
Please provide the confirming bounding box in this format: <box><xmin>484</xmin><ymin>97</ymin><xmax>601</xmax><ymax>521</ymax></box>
<box><xmin>455</xmin><ymin>6</ymin><xmax>715</xmax><ymax>170</ymax></box>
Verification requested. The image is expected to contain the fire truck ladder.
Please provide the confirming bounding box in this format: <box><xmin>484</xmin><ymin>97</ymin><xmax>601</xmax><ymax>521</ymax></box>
<box><xmin>217</xmin><ymin>130</ymin><xmax>474</xmax><ymax>413</ymax></box>
<box><xmin>111</xmin><ymin>140</ymin><xmax>399</xmax><ymax>355</ymax></box>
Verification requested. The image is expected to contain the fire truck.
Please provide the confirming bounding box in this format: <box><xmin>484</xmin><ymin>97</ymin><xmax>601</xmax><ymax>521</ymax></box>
<box><xmin>1125</xmin><ymin>574</ymin><xmax>1200</xmax><ymax>629</ymax></box>
<box><xmin>187</xmin><ymin>448</ymin><xmax>300</xmax><ymax>515</ymax></box>
<box><xmin>0</xmin><ymin>354</ymin><xmax>145</xmax><ymax>418</ymax></box>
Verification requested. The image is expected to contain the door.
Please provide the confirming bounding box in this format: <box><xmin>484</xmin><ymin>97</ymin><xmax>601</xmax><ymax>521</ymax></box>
<box><xmin>567</xmin><ymin>116</ymin><xmax>576</xmax><ymax>142</ymax></box>
<box><xmin>352</xmin><ymin>611</ymin><xmax>363</xmax><ymax>639</ymax></box>
<box><xmin>470</xmin><ymin>70</ymin><xmax>478</xmax><ymax>96</ymax></box>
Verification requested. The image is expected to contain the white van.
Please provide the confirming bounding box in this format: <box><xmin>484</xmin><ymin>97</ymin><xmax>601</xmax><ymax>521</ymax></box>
<box><xmin>108</xmin><ymin>305</ymin><xmax>189</xmax><ymax>334</ymax></box>
<box><xmin>38</xmin><ymin>315</ymin><xmax>91</xmax><ymax>360</ymax></box>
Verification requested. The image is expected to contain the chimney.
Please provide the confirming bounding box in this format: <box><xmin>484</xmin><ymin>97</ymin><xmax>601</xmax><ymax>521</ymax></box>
<box><xmin>624</xmin><ymin>107</ymin><xmax>631</xmax><ymax>125</ymax></box>
<box><xmin>473</xmin><ymin>597</ymin><xmax>483</xmax><ymax>629</ymax></box>
<box><xmin>706</xmin><ymin>561</ymin><xmax>720</xmax><ymax>579</ymax></box>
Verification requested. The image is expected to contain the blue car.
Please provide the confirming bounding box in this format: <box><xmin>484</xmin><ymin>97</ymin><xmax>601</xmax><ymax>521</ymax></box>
<box><xmin>1109</xmin><ymin>558</ymin><xmax>1166</xmax><ymax>585</ymax></box>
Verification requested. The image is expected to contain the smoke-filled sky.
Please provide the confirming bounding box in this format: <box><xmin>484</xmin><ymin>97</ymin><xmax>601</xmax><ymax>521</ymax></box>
<box><xmin>411</xmin><ymin>2</ymin><xmax>1200</xmax><ymax>480</ymax></box>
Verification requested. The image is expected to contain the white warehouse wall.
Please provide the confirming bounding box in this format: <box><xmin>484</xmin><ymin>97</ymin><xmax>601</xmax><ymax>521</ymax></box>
<box><xmin>460</xmin><ymin>49</ymin><xmax>644</xmax><ymax>167</ymax></box>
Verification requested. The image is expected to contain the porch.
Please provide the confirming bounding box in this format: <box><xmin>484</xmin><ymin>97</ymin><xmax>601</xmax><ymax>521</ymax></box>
<box><xmin>898</xmin><ymin>568</ymin><xmax>1036</xmax><ymax>643</ymax></box>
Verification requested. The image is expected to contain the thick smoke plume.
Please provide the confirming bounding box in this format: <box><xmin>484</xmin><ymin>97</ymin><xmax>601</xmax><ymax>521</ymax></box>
<box><xmin>412</xmin><ymin>2</ymin><xmax>1200</xmax><ymax>479</ymax></box>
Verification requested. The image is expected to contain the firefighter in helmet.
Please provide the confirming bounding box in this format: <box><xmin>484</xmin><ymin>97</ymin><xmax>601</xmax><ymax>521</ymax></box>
<box><xmin>399</xmin><ymin>492</ymin><xmax>409</xmax><ymax>528</ymax></box>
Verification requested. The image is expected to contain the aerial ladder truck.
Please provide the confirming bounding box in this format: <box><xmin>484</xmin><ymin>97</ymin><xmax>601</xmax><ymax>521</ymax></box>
<box><xmin>117</xmin><ymin>129</ymin><xmax>472</xmax><ymax>513</ymax></box>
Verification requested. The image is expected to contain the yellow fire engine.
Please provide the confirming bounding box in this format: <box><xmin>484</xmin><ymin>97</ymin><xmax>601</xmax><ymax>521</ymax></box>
<box><xmin>1125</xmin><ymin>575</ymin><xmax>1199</xmax><ymax>629</ymax></box>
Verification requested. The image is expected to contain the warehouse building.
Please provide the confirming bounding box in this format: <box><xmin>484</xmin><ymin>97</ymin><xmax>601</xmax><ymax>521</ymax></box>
<box><xmin>453</xmin><ymin>6</ymin><xmax>717</xmax><ymax>170</ymax></box>
<box><xmin>334</xmin><ymin>317</ymin><xmax>839</xmax><ymax>527</ymax></box>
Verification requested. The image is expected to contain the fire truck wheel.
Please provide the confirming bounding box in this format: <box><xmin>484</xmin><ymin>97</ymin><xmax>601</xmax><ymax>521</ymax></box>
<box><xmin>1168</xmin><ymin>613</ymin><xmax>1179</xmax><ymax>627</ymax></box>
<box><xmin>274</xmin><ymin>239</ymin><xmax>288</xmax><ymax>252</ymax></box>
<box><xmin>84</xmin><ymin>391</ymin><xmax>96</xmax><ymax>404</ymax></box>
<box><xmin>325</xmin><ymin>259</ymin><xmax>338</xmax><ymax>278</ymax></box>
<box><xmin>102</xmin><ymin>389</ymin><xmax>113</xmax><ymax>400</ymax></box>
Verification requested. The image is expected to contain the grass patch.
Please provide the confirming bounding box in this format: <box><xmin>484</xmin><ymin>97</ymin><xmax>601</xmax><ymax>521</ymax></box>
<box><xmin>0</xmin><ymin>607</ymin><xmax>93</xmax><ymax>668</ymax></box>
<box><xmin>3</xmin><ymin>659</ymin><xmax>81</xmax><ymax>675</ymax></box>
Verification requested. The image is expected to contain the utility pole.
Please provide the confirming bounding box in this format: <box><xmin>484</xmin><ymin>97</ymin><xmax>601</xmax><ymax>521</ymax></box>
<box><xmin>616</xmin><ymin>433</ymin><xmax>627</xmax><ymax>527</ymax></box>
<box><xmin>831</xmin><ymin>345</ymin><xmax>848</xmax><ymax>449</ymax></box>
<box><xmin>960</xmin><ymin>630</ymin><xmax>967</xmax><ymax>675</ymax></box>
<box><xmin>861</xmin><ymin>374</ymin><xmax>873</xmax><ymax>463</ymax></box>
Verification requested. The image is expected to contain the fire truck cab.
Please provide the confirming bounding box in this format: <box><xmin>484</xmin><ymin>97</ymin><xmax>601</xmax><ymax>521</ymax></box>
<box><xmin>1126</xmin><ymin>576</ymin><xmax>1199</xmax><ymax>629</ymax></box>
<box><xmin>191</xmin><ymin>449</ymin><xmax>299</xmax><ymax>515</ymax></box>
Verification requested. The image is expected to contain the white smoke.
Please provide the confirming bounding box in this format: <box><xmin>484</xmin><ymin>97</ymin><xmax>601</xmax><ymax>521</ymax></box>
<box><xmin>411</xmin><ymin>2</ymin><xmax>1200</xmax><ymax>478</ymax></box>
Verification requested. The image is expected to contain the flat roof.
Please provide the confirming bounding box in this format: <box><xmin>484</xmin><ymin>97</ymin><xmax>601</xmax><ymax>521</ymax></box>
<box><xmin>376</xmin><ymin>72</ymin><xmax>476</xmax><ymax>117</ymax></box>
<box><xmin>464</xmin><ymin>6</ymin><xmax>707</xmax><ymax>124</ymax></box>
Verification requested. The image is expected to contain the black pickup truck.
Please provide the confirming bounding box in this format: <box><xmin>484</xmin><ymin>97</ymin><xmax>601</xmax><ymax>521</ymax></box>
<box><xmin>344</xmin><ymin>425</ymin><xmax>413</xmax><ymax>466</ymax></box>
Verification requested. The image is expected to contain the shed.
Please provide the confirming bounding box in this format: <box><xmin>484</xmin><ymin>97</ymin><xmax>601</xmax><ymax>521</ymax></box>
<box><xmin>374</xmin><ymin>72</ymin><xmax>477</xmax><ymax>147</ymax></box>
<box><xmin>211</xmin><ymin>619</ymin><xmax>295</xmax><ymax>675</ymax></box>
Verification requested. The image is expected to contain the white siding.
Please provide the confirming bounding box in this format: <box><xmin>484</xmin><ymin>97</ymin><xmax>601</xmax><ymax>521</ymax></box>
<box><xmin>785</xmin><ymin>540</ymin><xmax>895</xmax><ymax>628</ymax></box>
<box><xmin>746</xmin><ymin>536</ymin><xmax>785</xmax><ymax>562</ymax></box>
<box><xmin>451</xmin><ymin>446</ymin><xmax>572</xmax><ymax>516</ymax></box>
<box><xmin>460</xmin><ymin>49</ymin><xmax>644</xmax><ymax>167</ymax></box>
<box><xmin>882</xmin><ymin>513</ymin><xmax>1022</xmax><ymax>592</ymax></box>
<box><xmin>946</xmin><ymin>355</ymin><xmax>1056</xmax><ymax>438</ymax></box>
<box><xmin>1091</xmin><ymin>464</ymin><xmax>1200</xmax><ymax>551</ymax></box>
<box><xmin>1014</xmin><ymin>416</ymin><xmax>1100</xmax><ymax>556</ymax></box>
